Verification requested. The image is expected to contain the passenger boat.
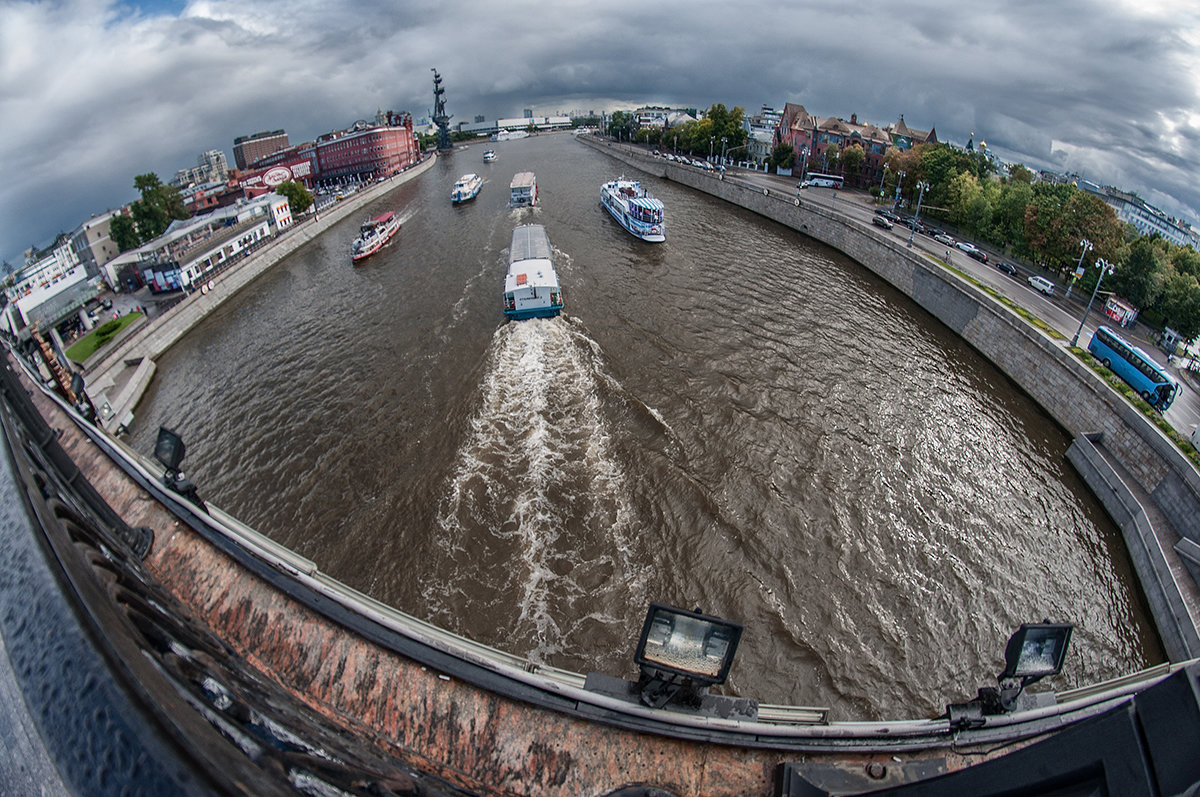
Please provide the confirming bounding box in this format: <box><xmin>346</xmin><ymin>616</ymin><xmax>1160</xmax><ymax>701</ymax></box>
<box><xmin>600</xmin><ymin>178</ymin><xmax>665</xmax><ymax>242</ymax></box>
<box><xmin>503</xmin><ymin>224</ymin><xmax>562</xmax><ymax>320</ymax></box>
<box><xmin>510</xmin><ymin>171</ymin><xmax>537</xmax><ymax>207</ymax></box>
<box><xmin>483</xmin><ymin>149</ymin><xmax>496</xmax><ymax>163</ymax></box>
<box><xmin>451</xmin><ymin>173</ymin><xmax>483</xmax><ymax>204</ymax></box>
<box><xmin>350</xmin><ymin>210</ymin><xmax>401</xmax><ymax>262</ymax></box>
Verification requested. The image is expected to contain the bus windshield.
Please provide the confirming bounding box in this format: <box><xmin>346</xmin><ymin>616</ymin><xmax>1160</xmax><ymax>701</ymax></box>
<box><xmin>1087</xmin><ymin>326</ymin><xmax>1178</xmax><ymax>410</ymax></box>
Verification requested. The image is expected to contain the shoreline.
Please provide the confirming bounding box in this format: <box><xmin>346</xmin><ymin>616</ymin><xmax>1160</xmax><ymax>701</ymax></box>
<box><xmin>84</xmin><ymin>152</ymin><xmax>438</xmax><ymax>431</ymax></box>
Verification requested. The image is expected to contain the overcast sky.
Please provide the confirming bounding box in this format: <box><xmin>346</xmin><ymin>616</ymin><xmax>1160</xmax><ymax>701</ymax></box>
<box><xmin>3</xmin><ymin>0</ymin><xmax>1199</xmax><ymax>266</ymax></box>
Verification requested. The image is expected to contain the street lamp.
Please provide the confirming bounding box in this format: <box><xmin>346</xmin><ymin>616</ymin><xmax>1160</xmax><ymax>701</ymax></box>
<box><xmin>879</xmin><ymin>164</ymin><xmax>889</xmax><ymax>200</ymax></box>
<box><xmin>908</xmin><ymin>181</ymin><xmax>929</xmax><ymax>248</ymax></box>
<box><xmin>894</xmin><ymin>170</ymin><xmax>906</xmax><ymax>210</ymax></box>
<box><xmin>1070</xmin><ymin>257</ymin><xmax>1116</xmax><ymax>348</ymax></box>
<box><xmin>721</xmin><ymin>136</ymin><xmax>727</xmax><ymax>165</ymax></box>
<box><xmin>1065</xmin><ymin>239</ymin><xmax>1093</xmax><ymax>300</ymax></box>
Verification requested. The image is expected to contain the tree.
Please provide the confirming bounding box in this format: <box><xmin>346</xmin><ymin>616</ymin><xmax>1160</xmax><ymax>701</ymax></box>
<box><xmin>770</xmin><ymin>143</ymin><xmax>795</xmax><ymax>171</ymax></box>
<box><xmin>840</xmin><ymin>145</ymin><xmax>865</xmax><ymax>185</ymax></box>
<box><xmin>128</xmin><ymin>172</ymin><xmax>190</xmax><ymax>244</ymax></box>
<box><xmin>275</xmin><ymin>180</ymin><xmax>313</xmax><ymax>215</ymax></box>
<box><xmin>1159</xmin><ymin>272</ymin><xmax>1200</xmax><ymax>341</ymax></box>
<box><xmin>1109</xmin><ymin>237</ymin><xmax>1166</xmax><ymax>310</ymax></box>
<box><xmin>110</xmin><ymin>214</ymin><xmax>139</xmax><ymax>252</ymax></box>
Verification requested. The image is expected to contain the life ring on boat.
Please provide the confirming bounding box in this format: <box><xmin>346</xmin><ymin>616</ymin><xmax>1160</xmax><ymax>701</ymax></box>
<box><xmin>763</xmin><ymin>188</ymin><xmax>769</xmax><ymax>196</ymax></box>
<box><xmin>794</xmin><ymin>198</ymin><xmax>800</xmax><ymax>206</ymax></box>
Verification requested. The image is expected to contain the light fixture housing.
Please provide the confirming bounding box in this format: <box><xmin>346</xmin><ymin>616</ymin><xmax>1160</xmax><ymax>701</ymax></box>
<box><xmin>154</xmin><ymin>426</ymin><xmax>187</xmax><ymax>474</ymax></box>
<box><xmin>1001</xmin><ymin>622</ymin><xmax>1074</xmax><ymax>683</ymax></box>
<box><xmin>634</xmin><ymin>603</ymin><xmax>743</xmax><ymax>687</ymax></box>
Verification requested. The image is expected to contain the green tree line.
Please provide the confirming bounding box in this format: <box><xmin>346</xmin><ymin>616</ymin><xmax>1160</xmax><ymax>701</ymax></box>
<box><xmin>607</xmin><ymin>105</ymin><xmax>748</xmax><ymax>160</ymax></box>
<box><xmin>878</xmin><ymin>143</ymin><xmax>1200</xmax><ymax>340</ymax></box>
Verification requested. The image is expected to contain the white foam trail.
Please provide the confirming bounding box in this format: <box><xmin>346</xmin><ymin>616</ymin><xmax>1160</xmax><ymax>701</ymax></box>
<box><xmin>436</xmin><ymin>318</ymin><xmax>641</xmax><ymax>656</ymax></box>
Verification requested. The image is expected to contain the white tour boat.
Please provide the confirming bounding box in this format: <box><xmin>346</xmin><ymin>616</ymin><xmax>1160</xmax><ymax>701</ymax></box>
<box><xmin>503</xmin><ymin>224</ymin><xmax>562</xmax><ymax>320</ymax></box>
<box><xmin>600</xmin><ymin>178</ymin><xmax>665</xmax><ymax>242</ymax></box>
<box><xmin>350</xmin><ymin>211</ymin><xmax>401</xmax><ymax>263</ymax></box>
<box><xmin>451</xmin><ymin>173</ymin><xmax>483</xmax><ymax>204</ymax></box>
<box><xmin>510</xmin><ymin>172</ymin><xmax>537</xmax><ymax>207</ymax></box>
<box><xmin>483</xmin><ymin>149</ymin><xmax>496</xmax><ymax>163</ymax></box>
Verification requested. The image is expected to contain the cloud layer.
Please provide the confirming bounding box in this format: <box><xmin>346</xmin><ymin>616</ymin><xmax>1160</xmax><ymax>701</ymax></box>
<box><xmin>3</xmin><ymin>0</ymin><xmax>1199</xmax><ymax>263</ymax></box>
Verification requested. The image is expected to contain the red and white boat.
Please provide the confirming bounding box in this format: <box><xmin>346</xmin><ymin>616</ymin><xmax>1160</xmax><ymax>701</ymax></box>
<box><xmin>350</xmin><ymin>211</ymin><xmax>401</xmax><ymax>262</ymax></box>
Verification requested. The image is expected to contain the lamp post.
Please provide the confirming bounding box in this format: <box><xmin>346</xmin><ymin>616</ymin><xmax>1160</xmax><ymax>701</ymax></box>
<box><xmin>1065</xmin><ymin>238</ymin><xmax>1093</xmax><ymax>300</ymax></box>
<box><xmin>879</xmin><ymin>164</ymin><xmax>889</xmax><ymax>201</ymax></box>
<box><xmin>894</xmin><ymin>170</ymin><xmax>906</xmax><ymax>210</ymax></box>
<box><xmin>709</xmin><ymin>136</ymin><xmax>715</xmax><ymax>162</ymax></box>
<box><xmin>1070</xmin><ymin>257</ymin><xmax>1116</xmax><ymax>348</ymax></box>
<box><xmin>721</xmin><ymin>136</ymin><xmax>727</xmax><ymax>165</ymax></box>
<box><xmin>908</xmin><ymin>181</ymin><xmax>929</xmax><ymax>248</ymax></box>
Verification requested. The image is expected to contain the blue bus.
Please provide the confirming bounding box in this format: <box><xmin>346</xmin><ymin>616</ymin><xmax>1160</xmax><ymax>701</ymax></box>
<box><xmin>1087</xmin><ymin>325</ymin><xmax>1179</xmax><ymax>410</ymax></box>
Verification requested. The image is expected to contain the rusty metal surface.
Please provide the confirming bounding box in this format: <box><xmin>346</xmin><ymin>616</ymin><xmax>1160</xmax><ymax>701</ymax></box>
<box><xmin>18</xmin><ymin>364</ymin><xmax>1011</xmax><ymax>796</ymax></box>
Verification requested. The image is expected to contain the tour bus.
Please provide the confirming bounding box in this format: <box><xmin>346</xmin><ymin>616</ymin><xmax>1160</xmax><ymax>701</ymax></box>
<box><xmin>1087</xmin><ymin>325</ymin><xmax>1179</xmax><ymax>410</ymax></box>
<box><xmin>799</xmin><ymin>173</ymin><xmax>844</xmax><ymax>189</ymax></box>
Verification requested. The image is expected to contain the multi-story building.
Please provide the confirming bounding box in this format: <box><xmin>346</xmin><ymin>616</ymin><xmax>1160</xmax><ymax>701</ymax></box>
<box><xmin>885</xmin><ymin>115</ymin><xmax>938</xmax><ymax>151</ymax></box>
<box><xmin>4</xmin><ymin>236</ymin><xmax>93</xmax><ymax>332</ymax></box>
<box><xmin>233</xmin><ymin>130</ymin><xmax>290</xmax><ymax>170</ymax></box>
<box><xmin>173</xmin><ymin>150</ymin><xmax>229</xmax><ymax>187</ymax></box>
<box><xmin>1078</xmin><ymin>181</ymin><xmax>1199</xmax><ymax>248</ymax></box>
<box><xmin>68</xmin><ymin>210</ymin><xmax>123</xmax><ymax>280</ymax></box>
<box><xmin>251</xmin><ymin>114</ymin><xmax>419</xmax><ymax>188</ymax></box>
<box><xmin>778</xmin><ymin>104</ymin><xmax>892</xmax><ymax>186</ymax></box>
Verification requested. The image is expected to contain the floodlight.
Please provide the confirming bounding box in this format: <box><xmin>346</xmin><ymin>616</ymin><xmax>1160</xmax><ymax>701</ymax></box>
<box><xmin>1002</xmin><ymin>622</ymin><xmax>1073</xmax><ymax>682</ymax></box>
<box><xmin>634</xmin><ymin>603</ymin><xmax>742</xmax><ymax>708</ymax></box>
<box><xmin>947</xmin><ymin>620</ymin><xmax>1075</xmax><ymax>727</ymax></box>
<box><xmin>154</xmin><ymin>426</ymin><xmax>187</xmax><ymax>474</ymax></box>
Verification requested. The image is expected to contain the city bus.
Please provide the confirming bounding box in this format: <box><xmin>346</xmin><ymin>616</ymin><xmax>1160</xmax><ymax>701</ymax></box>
<box><xmin>1087</xmin><ymin>325</ymin><xmax>1179</xmax><ymax>410</ymax></box>
<box><xmin>800</xmin><ymin>173</ymin><xmax>844</xmax><ymax>189</ymax></box>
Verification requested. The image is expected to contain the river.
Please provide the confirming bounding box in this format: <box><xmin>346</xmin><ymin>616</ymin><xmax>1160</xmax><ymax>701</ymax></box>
<box><xmin>126</xmin><ymin>132</ymin><xmax>1162</xmax><ymax>721</ymax></box>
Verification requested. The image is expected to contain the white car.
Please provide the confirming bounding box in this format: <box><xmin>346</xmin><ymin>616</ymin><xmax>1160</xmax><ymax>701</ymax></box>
<box><xmin>1028</xmin><ymin>275</ymin><xmax>1056</xmax><ymax>295</ymax></box>
<box><xmin>956</xmin><ymin>241</ymin><xmax>980</xmax><ymax>254</ymax></box>
<box><xmin>934</xmin><ymin>233</ymin><xmax>955</xmax><ymax>245</ymax></box>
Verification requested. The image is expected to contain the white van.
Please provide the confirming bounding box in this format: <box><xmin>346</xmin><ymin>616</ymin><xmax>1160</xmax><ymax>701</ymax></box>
<box><xmin>1027</xmin><ymin>275</ymin><xmax>1055</xmax><ymax>295</ymax></box>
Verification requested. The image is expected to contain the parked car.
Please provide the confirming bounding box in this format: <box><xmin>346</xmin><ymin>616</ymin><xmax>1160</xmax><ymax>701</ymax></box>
<box><xmin>934</xmin><ymin>233</ymin><xmax>955</xmax><ymax>246</ymax></box>
<box><xmin>874</xmin><ymin>208</ymin><xmax>900</xmax><ymax>222</ymax></box>
<box><xmin>967</xmin><ymin>249</ymin><xmax>988</xmax><ymax>263</ymax></box>
<box><xmin>994</xmin><ymin>261</ymin><xmax>1017</xmax><ymax>276</ymax></box>
<box><xmin>904</xmin><ymin>218</ymin><xmax>925</xmax><ymax>234</ymax></box>
<box><xmin>872</xmin><ymin>215</ymin><xmax>894</xmax><ymax>230</ymax></box>
<box><xmin>956</xmin><ymin>241</ymin><xmax>980</xmax><ymax>254</ymax></box>
<box><xmin>1028</xmin><ymin>275</ymin><xmax>1056</xmax><ymax>295</ymax></box>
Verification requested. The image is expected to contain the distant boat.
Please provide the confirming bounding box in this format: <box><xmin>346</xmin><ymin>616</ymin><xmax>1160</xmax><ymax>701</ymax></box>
<box><xmin>503</xmin><ymin>224</ymin><xmax>562</xmax><ymax>320</ymax></box>
<box><xmin>483</xmin><ymin>150</ymin><xmax>496</xmax><ymax>163</ymax></box>
<box><xmin>451</xmin><ymin>173</ymin><xmax>483</xmax><ymax>204</ymax></box>
<box><xmin>510</xmin><ymin>172</ymin><xmax>537</xmax><ymax>208</ymax></box>
<box><xmin>600</xmin><ymin>178</ymin><xmax>665</xmax><ymax>242</ymax></box>
<box><xmin>492</xmin><ymin>130</ymin><xmax>530</xmax><ymax>142</ymax></box>
<box><xmin>350</xmin><ymin>211</ymin><xmax>401</xmax><ymax>262</ymax></box>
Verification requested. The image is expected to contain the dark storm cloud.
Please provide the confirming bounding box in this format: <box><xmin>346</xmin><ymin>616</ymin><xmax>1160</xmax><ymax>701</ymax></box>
<box><xmin>2</xmin><ymin>0</ymin><xmax>1198</xmax><ymax>264</ymax></box>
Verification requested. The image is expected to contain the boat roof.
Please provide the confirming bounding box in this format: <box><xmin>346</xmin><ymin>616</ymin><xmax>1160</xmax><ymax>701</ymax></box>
<box><xmin>504</xmin><ymin>262</ymin><xmax>559</xmax><ymax>291</ymax></box>
<box><xmin>369</xmin><ymin>211</ymin><xmax>394</xmax><ymax>224</ymax></box>
<box><xmin>631</xmin><ymin>197</ymin><xmax>664</xmax><ymax>212</ymax></box>
<box><xmin>510</xmin><ymin>172</ymin><xmax>536</xmax><ymax>189</ymax></box>
<box><xmin>509</xmin><ymin>224</ymin><xmax>553</xmax><ymax>264</ymax></box>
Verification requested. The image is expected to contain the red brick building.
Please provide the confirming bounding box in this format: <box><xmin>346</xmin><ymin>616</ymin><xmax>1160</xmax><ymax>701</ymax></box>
<box><xmin>253</xmin><ymin>113</ymin><xmax>419</xmax><ymax>188</ymax></box>
<box><xmin>778</xmin><ymin>104</ymin><xmax>938</xmax><ymax>189</ymax></box>
<box><xmin>233</xmin><ymin>130</ymin><xmax>290</xmax><ymax>170</ymax></box>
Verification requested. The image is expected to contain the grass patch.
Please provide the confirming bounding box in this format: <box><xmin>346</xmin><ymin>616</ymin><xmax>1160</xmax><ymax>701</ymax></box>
<box><xmin>65</xmin><ymin>313</ymin><xmax>142</xmax><ymax>362</ymax></box>
<box><xmin>1072</xmin><ymin>347</ymin><xmax>1200</xmax><ymax>466</ymax></box>
<box><xmin>927</xmin><ymin>253</ymin><xmax>1067</xmax><ymax>341</ymax></box>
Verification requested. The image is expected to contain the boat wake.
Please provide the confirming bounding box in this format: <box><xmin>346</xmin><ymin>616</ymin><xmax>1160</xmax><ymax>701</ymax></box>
<box><xmin>432</xmin><ymin>318</ymin><xmax>646</xmax><ymax>662</ymax></box>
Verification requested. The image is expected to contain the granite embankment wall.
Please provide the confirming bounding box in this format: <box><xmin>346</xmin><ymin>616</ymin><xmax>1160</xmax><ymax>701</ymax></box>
<box><xmin>581</xmin><ymin>135</ymin><xmax>1200</xmax><ymax>661</ymax></box>
<box><xmin>85</xmin><ymin>154</ymin><xmax>437</xmax><ymax>423</ymax></box>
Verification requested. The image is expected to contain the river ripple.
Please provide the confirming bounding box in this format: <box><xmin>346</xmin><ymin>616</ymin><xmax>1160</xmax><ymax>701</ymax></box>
<box><xmin>127</xmin><ymin>133</ymin><xmax>1161</xmax><ymax>720</ymax></box>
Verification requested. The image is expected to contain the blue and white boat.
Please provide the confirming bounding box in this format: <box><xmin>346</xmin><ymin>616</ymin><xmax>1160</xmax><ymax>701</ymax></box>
<box><xmin>451</xmin><ymin>173</ymin><xmax>483</xmax><ymax>204</ymax></box>
<box><xmin>503</xmin><ymin>225</ymin><xmax>562</xmax><ymax>320</ymax></box>
<box><xmin>600</xmin><ymin>178</ymin><xmax>665</xmax><ymax>242</ymax></box>
<box><xmin>483</xmin><ymin>149</ymin><xmax>496</xmax><ymax>163</ymax></box>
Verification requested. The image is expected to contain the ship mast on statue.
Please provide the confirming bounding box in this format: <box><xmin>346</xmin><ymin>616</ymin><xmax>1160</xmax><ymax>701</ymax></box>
<box><xmin>431</xmin><ymin>68</ymin><xmax>452</xmax><ymax>152</ymax></box>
